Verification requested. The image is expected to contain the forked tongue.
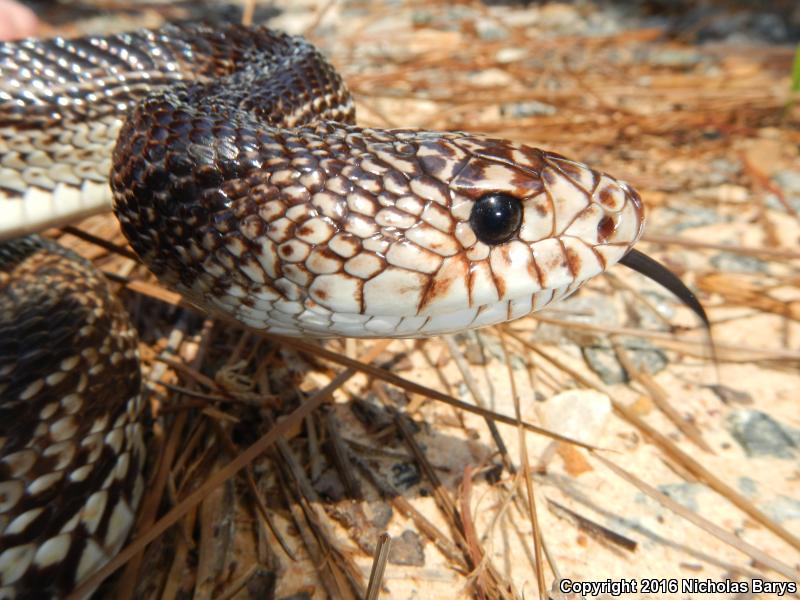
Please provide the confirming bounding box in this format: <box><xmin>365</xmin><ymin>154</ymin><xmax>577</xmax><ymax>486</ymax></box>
<box><xmin>619</xmin><ymin>249</ymin><xmax>708</xmax><ymax>327</ymax></box>
<box><xmin>618</xmin><ymin>249</ymin><xmax>717</xmax><ymax>372</ymax></box>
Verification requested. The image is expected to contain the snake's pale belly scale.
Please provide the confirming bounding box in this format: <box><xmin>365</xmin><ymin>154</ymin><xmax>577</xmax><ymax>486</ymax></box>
<box><xmin>1</xmin><ymin>23</ymin><xmax>644</xmax><ymax>596</ymax></box>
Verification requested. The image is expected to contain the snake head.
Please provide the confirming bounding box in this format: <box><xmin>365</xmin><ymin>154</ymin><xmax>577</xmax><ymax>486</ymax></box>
<box><xmin>297</xmin><ymin>130</ymin><xmax>645</xmax><ymax>336</ymax></box>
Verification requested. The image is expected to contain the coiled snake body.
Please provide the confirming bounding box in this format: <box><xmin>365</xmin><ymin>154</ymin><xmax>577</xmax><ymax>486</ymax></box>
<box><xmin>0</xmin><ymin>24</ymin><xmax>646</xmax><ymax>596</ymax></box>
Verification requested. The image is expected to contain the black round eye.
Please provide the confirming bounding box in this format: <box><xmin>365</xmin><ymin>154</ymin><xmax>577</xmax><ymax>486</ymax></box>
<box><xmin>469</xmin><ymin>193</ymin><xmax>522</xmax><ymax>245</ymax></box>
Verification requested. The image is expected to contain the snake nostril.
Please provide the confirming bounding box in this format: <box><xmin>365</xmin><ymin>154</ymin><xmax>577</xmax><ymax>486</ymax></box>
<box><xmin>469</xmin><ymin>193</ymin><xmax>523</xmax><ymax>246</ymax></box>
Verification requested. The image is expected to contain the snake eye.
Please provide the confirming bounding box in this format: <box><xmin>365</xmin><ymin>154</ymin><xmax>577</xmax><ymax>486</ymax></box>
<box><xmin>469</xmin><ymin>193</ymin><xmax>523</xmax><ymax>245</ymax></box>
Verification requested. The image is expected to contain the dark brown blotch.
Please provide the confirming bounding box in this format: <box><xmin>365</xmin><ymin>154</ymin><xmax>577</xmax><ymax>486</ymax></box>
<box><xmin>598</xmin><ymin>188</ymin><xmax>615</xmax><ymax>208</ymax></box>
<box><xmin>597</xmin><ymin>215</ymin><xmax>616</xmax><ymax>243</ymax></box>
<box><xmin>564</xmin><ymin>244</ymin><xmax>581</xmax><ymax>277</ymax></box>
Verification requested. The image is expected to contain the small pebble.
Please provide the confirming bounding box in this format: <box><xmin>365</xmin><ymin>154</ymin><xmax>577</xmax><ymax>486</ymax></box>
<box><xmin>727</xmin><ymin>410</ymin><xmax>797</xmax><ymax>459</ymax></box>
<box><xmin>542</xmin><ymin>389</ymin><xmax>611</xmax><ymax>446</ymax></box>
<box><xmin>582</xmin><ymin>338</ymin><xmax>669</xmax><ymax>385</ymax></box>
<box><xmin>391</xmin><ymin>461</ymin><xmax>422</xmax><ymax>490</ymax></box>
<box><xmin>388</xmin><ymin>529</ymin><xmax>426</xmax><ymax>566</ymax></box>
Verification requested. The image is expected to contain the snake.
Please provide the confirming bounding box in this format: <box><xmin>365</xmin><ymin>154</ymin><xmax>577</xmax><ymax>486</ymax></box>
<box><xmin>0</xmin><ymin>23</ymin><xmax>707</xmax><ymax>598</ymax></box>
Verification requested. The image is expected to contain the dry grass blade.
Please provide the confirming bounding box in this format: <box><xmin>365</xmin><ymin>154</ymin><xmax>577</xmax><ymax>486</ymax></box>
<box><xmin>443</xmin><ymin>335</ymin><xmax>514</xmax><ymax>473</ymax></box>
<box><xmin>546</xmin><ymin>499</ymin><xmax>638</xmax><ymax>553</ymax></box>
<box><xmin>114</xmin><ymin>318</ymin><xmax>214</xmax><ymax>599</ymax></box>
<box><xmin>592</xmin><ymin>453</ymin><xmax>800</xmax><ymax>583</ymax></box>
<box><xmin>275</xmin><ymin>336</ymin><xmax>601</xmax><ymax>450</ymax></box>
<box><xmin>365</xmin><ymin>533</ymin><xmax>392</xmax><ymax>600</ymax></box>
<box><xmin>497</xmin><ymin>329</ymin><xmax>547</xmax><ymax>600</ymax></box>
<box><xmin>272</xmin><ymin>431</ymin><xmax>364</xmax><ymax>598</ymax></box>
<box><xmin>60</xmin><ymin>225</ymin><xmax>139</xmax><ymax>260</ymax></box>
<box><xmin>641</xmin><ymin>234</ymin><xmax>800</xmax><ymax>260</ymax></box>
<box><xmin>517</xmin><ymin>318</ymin><xmax>800</xmax><ymax>362</ymax></box>
<box><xmin>391</xmin><ymin>409</ymin><xmax>518</xmax><ymax>599</ymax></box>
<box><xmin>349</xmin><ymin>451</ymin><xmax>468</xmax><ymax>570</ymax></box>
<box><xmin>697</xmin><ymin>272</ymin><xmax>800</xmax><ymax>323</ymax></box>
<box><xmin>505</xmin><ymin>330</ymin><xmax>800</xmax><ymax>553</ymax></box>
<box><xmin>68</xmin><ymin>340</ymin><xmax>392</xmax><ymax>600</ymax></box>
<box><xmin>611</xmin><ymin>338</ymin><xmax>713</xmax><ymax>453</ymax></box>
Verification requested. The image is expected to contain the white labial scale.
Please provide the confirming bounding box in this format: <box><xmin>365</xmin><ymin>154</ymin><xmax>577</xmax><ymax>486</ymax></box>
<box><xmin>550</xmin><ymin>282</ymin><xmax>578</xmax><ymax>305</ymax></box>
<box><xmin>420</xmin><ymin>255</ymin><xmax>468</xmax><ymax>316</ymax></box>
<box><xmin>330</xmin><ymin>312</ymin><xmax>371</xmax><ymax>325</ymax></box>
<box><xmin>466</xmin><ymin>261</ymin><xmax>499</xmax><ymax>307</ymax></box>
<box><xmin>309</xmin><ymin>274</ymin><xmax>362</xmax><ymax>314</ymax></box>
<box><xmin>489</xmin><ymin>241</ymin><xmax>541</xmax><ymax>301</ymax></box>
<box><xmin>561</xmin><ymin>237</ymin><xmax>603</xmax><ymax>282</ymax></box>
<box><xmin>395</xmin><ymin>315</ymin><xmax>429</xmax><ymax>336</ymax></box>
<box><xmin>594</xmin><ymin>243</ymin><xmax>627</xmax><ymax>268</ymax></box>
<box><xmin>530</xmin><ymin>237</ymin><xmax>573</xmax><ymax>290</ymax></box>
<box><xmin>362</xmin><ymin>268</ymin><xmax>427</xmax><ymax>317</ymax></box>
